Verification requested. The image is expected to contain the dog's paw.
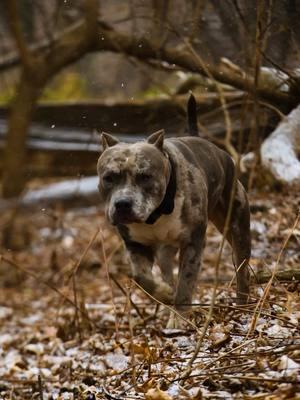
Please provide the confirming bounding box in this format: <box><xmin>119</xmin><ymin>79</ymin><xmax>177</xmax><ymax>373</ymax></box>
<box><xmin>153</xmin><ymin>282</ymin><xmax>173</xmax><ymax>304</ymax></box>
<box><xmin>166</xmin><ymin>312</ymin><xmax>185</xmax><ymax>329</ymax></box>
<box><xmin>165</xmin><ymin>307</ymin><xmax>193</xmax><ymax>329</ymax></box>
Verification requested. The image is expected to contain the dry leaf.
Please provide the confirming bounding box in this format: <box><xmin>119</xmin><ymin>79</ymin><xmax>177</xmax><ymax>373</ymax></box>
<box><xmin>145</xmin><ymin>387</ymin><xmax>173</xmax><ymax>400</ymax></box>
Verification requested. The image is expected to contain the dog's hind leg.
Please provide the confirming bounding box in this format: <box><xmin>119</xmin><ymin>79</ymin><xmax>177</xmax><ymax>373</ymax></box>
<box><xmin>229</xmin><ymin>182</ymin><xmax>251</xmax><ymax>304</ymax></box>
<box><xmin>210</xmin><ymin>181</ymin><xmax>251</xmax><ymax>304</ymax></box>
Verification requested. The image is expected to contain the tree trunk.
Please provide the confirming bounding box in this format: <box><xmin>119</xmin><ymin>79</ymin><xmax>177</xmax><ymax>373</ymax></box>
<box><xmin>1</xmin><ymin>0</ymin><xmax>98</xmax><ymax>198</ymax></box>
<box><xmin>1</xmin><ymin>73</ymin><xmax>42</xmax><ymax>198</ymax></box>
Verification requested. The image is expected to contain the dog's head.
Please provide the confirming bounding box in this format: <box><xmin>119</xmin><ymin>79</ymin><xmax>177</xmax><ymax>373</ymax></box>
<box><xmin>97</xmin><ymin>130</ymin><xmax>172</xmax><ymax>225</ymax></box>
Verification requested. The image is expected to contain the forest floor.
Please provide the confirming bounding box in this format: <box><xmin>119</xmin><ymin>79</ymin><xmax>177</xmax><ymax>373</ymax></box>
<box><xmin>0</xmin><ymin>185</ymin><xmax>299</xmax><ymax>399</ymax></box>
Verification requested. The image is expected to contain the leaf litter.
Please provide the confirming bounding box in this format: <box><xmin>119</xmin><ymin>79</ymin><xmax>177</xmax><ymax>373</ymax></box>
<box><xmin>0</xmin><ymin>187</ymin><xmax>299</xmax><ymax>399</ymax></box>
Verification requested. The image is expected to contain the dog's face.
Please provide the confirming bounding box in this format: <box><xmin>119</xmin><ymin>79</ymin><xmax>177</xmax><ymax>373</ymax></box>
<box><xmin>97</xmin><ymin>130</ymin><xmax>170</xmax><ymax>225</ymax></box>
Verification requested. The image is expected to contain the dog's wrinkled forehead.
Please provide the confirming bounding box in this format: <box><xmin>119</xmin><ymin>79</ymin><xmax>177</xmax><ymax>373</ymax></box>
<box><xmin>98</xmin><ymin>142</ymin><xmax>165</xmax><ymax>174</ymax></box>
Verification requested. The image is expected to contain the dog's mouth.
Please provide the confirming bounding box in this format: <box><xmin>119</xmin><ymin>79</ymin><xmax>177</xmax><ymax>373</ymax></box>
<box><xmin>112</xmin><ymin>211</ymin><xmax>141</xmax><ymax>225</ymax></box>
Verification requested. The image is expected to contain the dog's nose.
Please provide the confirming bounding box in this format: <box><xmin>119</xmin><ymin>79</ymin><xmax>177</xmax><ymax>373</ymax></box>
<box><xmin>115</xmin><ymin>198</ymin><xmax>133</xmax><ymax>212</ymax></box>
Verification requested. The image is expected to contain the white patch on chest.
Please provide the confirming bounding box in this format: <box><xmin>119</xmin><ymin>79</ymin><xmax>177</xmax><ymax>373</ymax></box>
<box><xmin>128</xmin><ymin>195</ymin><xmax>184</xmax><ymax>245</ymax></box>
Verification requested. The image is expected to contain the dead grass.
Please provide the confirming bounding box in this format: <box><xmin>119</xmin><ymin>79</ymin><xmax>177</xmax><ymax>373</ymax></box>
<box><xmin>0</xmin><ymin>188</ymin><xmax>299</xmax><ymax>399</ymax></box>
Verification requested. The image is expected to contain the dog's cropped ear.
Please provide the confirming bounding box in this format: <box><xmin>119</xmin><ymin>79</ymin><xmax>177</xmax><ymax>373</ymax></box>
<box><xmin>147</xmin><ymin>129</ymin><xmax>165</xmax><ymax>151</ymax></box>
<box><xmin>101</xmin><ymin>132</ymin><xmax>119</xmax><ymax>151</ymax></box>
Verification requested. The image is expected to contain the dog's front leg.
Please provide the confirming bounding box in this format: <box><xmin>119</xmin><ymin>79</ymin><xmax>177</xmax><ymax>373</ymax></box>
<box><xmin>126</xmin><ymin>244</ymin><xmax>173</xmax><ymax>304</ymax></box>
<box><xmin>167</xmin><ymin>224</ymin><xmax>206</xmax><ymax>328</ymax></box>
<box><xmin>156</xmin><ymin>245</ymin><xmax>177</xmax><ymax>288</ymax></box>
<box><xmin>176</xmin><ymin>224</ymin><xmax>206</xmax><ymax>309</ymax></box>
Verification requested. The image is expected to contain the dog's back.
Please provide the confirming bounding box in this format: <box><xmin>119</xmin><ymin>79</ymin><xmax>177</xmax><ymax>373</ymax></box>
<box><xmin>169</xmin><ymin>94</ymin><xmax>235</xmax><ymax>210</ymax></box>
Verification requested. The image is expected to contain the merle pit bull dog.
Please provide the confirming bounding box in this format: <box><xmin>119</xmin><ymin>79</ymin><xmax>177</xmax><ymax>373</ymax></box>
<box><xmin>97</xmin><ymin>95</ymin><xmax>251</xmax><ymax>327</ymax></box>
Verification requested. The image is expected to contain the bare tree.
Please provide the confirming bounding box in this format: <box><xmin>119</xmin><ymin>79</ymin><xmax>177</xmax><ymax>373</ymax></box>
<box><xmin>1</xmin><ymin>0</ymin><xmax>300</xmax><ymax>196</ymax></box>
<box><xmin>2</xmin><ymin>0</ymin><xmax>98</xmax><ymax>197</ymax></box>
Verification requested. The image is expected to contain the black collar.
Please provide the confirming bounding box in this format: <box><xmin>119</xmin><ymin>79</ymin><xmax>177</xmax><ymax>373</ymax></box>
<box><xmin>145</xmin><ymin>154</ymin><xmax>177</xmax><ymax>224</ymax></box>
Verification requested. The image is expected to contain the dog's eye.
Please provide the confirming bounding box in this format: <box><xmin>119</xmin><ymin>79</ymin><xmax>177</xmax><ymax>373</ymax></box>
<box><xmin>103</xmin><ymin>172</ymin><xmax>119</xmax><ymax>185</ymax></box>
<box><xmin>137</xmin><ymin>173</ymin><xmax>152</xmax><ymax>183</ymax></box>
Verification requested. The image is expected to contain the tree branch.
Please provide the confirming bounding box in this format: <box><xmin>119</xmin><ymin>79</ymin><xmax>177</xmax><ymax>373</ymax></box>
<box><xmin>95</xmin><ymin>22</ymin><xmax>295</xmax><ymax>107</ymax></box>
<box><xmin>0</xmin><ymin>16</ymin><xmax>298</xmax><ymax>108</ymax></box>
<box><xmin>6</xmin><ymin>0</ymin><xmax>32</xmax><ymax>70</ymax></box>
<box><xmin>83</xmin><ymin>0</ymin><xmax>99</xmax><ymax>43</ymax></box>
<box><xmin>254</xmin><ymin>268</ymin><xmax>300</xmax><ymax>284</ymax></box>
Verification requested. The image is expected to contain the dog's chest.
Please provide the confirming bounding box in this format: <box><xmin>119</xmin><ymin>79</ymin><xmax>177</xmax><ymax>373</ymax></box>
<box><xmin>128</xmin><ymin>196</ymin><xmax>184</xmax><ymax>245</ymax></box>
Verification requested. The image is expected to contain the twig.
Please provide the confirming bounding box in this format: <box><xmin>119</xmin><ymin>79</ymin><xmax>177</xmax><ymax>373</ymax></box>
<box><xmin>197</xmin><ymin>338</ymin><xmax>257</xmax><ymax>373</ymax></box>
<box><xmin>190</xmin><ymin>0</ymin><xmax>205</xmax><ymax>41</ymax></box>
<box><xmin>33</xmin><ymin>1</ymin><xmax>56</xmax><ymax>46</ymax></box>
<box><xmin>68</xmin><ymin>227</ymin><xmax>100</xmax><ymax>281</ymax></box>
<box><xmin>247</xmin><ymin>211</ymin><xmax>300</xmax><ymax>337</ymax></box>
<box><xmin>132</xmin><ymin>281</ymin><xmax>203</xmax><ymax>333</ymax></box>
<box><xmin>99</xmin><ymin>228</ymin><xmax>120</xmax><ymax>339</ymax></box>
<box><xmin>0</xmin><ymin>255</ymin><xmax>93</xmax><ymax>324</ymax></box>
<box><xmin>176</xmin><ymin>372</ymin><xmax>298</xmax><ymax>385</ymax></box>
<box><xmin>110</xmin><ymin>275</ymin><xmax>144</xmax><ymax>320</ymax></box>
<box><xmin>38</xmin><ymin>375</ymin><xmax>44</xmax><ymax>400</ymax></box>
<box><xmin>127</xmin><ymin>280</ymin><xmax>136</xmax><ymax>386</ymax></box>
<box><xmin>127</xmin><ymin>56</ymin><xmax>173</xmax><ymax>97</ymax></box>
<box><xmin>0</xmin><ymin>378</ymin><xmax>58</xmax><ymax>384</ymax></box>
<box><xmin>174</xmin><ymin>29</ymin><xmax>238</xmax><ymax>165</ymax></box>
<box><xmin>199</xmin><ymin>97</ymin><xmax>284</xmax><ymax>121</ymax></box>
<box><xmin>118</xmin><ymin>361</ymin><xmax>147</xmax><ymax>397</ymax></box>
<box><xmin>185</xmin><ymin>35</ymin><xmax>253</xmax><ymax>193</ymax></box>
<box><xmin>102</xmin><ymin>386</ymin><xmax>122</xmax><ymax>400</ymax></box>
<box><xmin>72</xmin><ymin>273</ymin><xmax>82</xmax><ymax>342</ymax></box>
<box><xmin>230</xmin><ymin>0</ymin><xmax>298</xmax><ymax>89</ymax></box>
<box><xmin>248</xmin><ymin>0</ymin><xmax>273</xmax><ymax>190</ymax></box>
<box><xmin>63</xmin><ymin>227</ymin><xmax>100</xmax><ymax>335</ymax></box>
<box><xmin>197</xmin><ymin>301</ymin><xmax>298</xmax><ymax>329</ymax></box>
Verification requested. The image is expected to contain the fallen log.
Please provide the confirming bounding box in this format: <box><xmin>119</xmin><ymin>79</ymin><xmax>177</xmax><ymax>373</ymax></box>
<box><xmin>0</xmin><ymin>95</ymin><xmax>277</xmax><ymax>182</ymax></box>
<box><xmin>0</xmin><ymin>120</ymin><xmax>101</xmax><ymax>178</ymax></box>
<box><xmin>254</xmin><ymin>269</ymin><xmax>300</xmax><ymax>284</ymax></box>
<box><xmin>0</xmin><ymin>94</ymin><xmax>241</xmax><ymax>134</ymax></box>
<box><xmin>0</xmin><ymin>96</ymin><xmax>264</xmax><ymax>179</ymax></box>
<box><xmin>0</xmin><ymin>176</ymin><xmax>100</xmax><ymax>211</ymax></box>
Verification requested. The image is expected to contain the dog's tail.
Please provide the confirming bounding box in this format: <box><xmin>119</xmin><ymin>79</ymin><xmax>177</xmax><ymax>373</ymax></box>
<box><xmin>187</xmin><ymin>93</ymin><xmax>199</xmax><ymax>136</ymax></box>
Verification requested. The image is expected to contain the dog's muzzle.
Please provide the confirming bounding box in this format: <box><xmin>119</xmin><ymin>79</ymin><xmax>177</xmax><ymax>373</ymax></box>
<box><xmin>112</xmin><ymin>197</ymin><xmax>138</xmax><ymax>225</ymax></box>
